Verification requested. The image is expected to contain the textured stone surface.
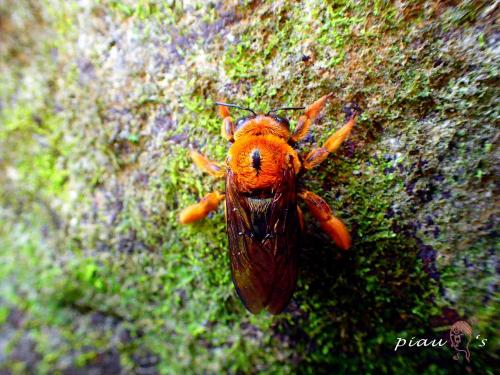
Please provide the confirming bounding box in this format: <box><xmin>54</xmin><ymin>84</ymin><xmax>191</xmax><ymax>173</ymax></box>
<box><xmin>0</xmin><ymin>1</ymin><xmax>498</xmax><ymax>373</ymax></box>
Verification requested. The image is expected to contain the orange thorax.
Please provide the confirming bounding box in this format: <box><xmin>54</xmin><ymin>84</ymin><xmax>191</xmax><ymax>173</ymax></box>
<box><xmin>228</xmin><ymin>134</ymin><xmax>300</xmax><ymax>192</ymax></box>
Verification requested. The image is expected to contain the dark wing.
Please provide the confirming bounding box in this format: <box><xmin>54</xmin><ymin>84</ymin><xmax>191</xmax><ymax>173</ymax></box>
<box><xmin>225</xmin><ymin>167</ymin><xmax>299</xmax><ymax>314</ymax></box>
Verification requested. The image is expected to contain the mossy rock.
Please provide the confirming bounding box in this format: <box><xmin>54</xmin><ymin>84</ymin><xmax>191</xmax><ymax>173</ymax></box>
<box><xmin>0</xmin><ymin>1</ymin><xmax>497</xmax><ymax>373</ymax></box>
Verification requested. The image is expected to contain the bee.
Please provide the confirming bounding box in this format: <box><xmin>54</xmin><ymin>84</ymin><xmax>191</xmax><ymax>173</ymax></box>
<box><xmin>179</xmin><ymin>93</ymin><xmax>358</xmax><ymax>314</ymax></box>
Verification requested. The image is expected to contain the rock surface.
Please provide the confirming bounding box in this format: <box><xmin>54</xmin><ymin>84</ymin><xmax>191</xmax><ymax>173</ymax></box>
<box><xmin>0</xmin><ymin>0</ymin><xmax>498</xmax><ymax>373</ymax></box>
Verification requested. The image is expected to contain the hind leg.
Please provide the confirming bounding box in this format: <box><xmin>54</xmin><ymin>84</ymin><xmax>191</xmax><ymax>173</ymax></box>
<box><xmin>299</xmin><ymin>190</ymin><xmax>351</xmax><ymax>250</ymax></box>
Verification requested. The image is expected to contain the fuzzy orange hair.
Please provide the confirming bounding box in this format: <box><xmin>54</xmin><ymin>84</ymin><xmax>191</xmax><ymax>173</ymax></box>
<box><xmin>228</xmin><ymin>135</ymin><xmax>300</xmax><ymax>192</ymax></box>
<box><xmin>233</xmin><ymin>116</ymin><xmax>291</xmax><ymax>140</ymax></box>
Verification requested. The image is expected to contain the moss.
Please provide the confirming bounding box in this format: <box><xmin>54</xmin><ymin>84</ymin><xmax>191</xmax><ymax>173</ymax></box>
<box><xmin>1</xmin><ymin>0</ymin><xmax>498</xmax><ymax>373</ymax></box>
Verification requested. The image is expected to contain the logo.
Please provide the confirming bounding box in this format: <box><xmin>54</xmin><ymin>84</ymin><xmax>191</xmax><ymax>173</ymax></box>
<box><xmin>394</xmin><ymin>320</ymin><xmax>488</xmax><ymax>362</ymax></box>
<box><xmin>449</xmin><ymin>320</ymin><xmax>473</xmax><ymax>362</ymax></box>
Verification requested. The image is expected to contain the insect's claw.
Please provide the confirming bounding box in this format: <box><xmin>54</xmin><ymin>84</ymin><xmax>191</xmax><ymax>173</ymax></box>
<box><xmin>343</xmin><ymin>102</ymin><xmax>362</xmax><ymax>121</ymax></box>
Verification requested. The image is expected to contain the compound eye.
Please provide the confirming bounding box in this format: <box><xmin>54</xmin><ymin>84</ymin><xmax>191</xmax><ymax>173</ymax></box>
<box><xmin>235</xmin><ymin>116</ymin><xmax>252</xmax><ymax>129</ymax></box>
<box><xmin>271</xmin><ymin>115</ymin><xmax>290</xmax><ymax>129</ymax></box>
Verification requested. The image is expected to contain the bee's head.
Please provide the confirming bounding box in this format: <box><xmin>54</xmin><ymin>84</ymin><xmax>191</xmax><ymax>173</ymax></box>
<box><xmin>266</xmin><ymin>114</ymin><xmax>290</xmax><ymax>130</ymax></box>
<box><xmin>216</xmin><ymin>102</ymin><xmax>304</xmax><ymax>141</ymax></box>
<box><xmin>234</xmin><ymin>115</ymin><xmax>257</xmax><ymax>132</ymax></box>
<box><xmin>234</xmin><ymin>114</ymin><xmax>290</xmax><ymax>132</ymax></box>
<box><xmin>232</xmin><ymin>114</ymin><xmax>293</xmax><ymax>140</ymax></box>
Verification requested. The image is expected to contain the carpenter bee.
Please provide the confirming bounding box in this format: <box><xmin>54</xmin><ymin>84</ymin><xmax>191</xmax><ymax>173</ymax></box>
<box><xmin>179</xmin><ymin>93</ymin><xmax>358</xmax><ymax>314</ymax></box>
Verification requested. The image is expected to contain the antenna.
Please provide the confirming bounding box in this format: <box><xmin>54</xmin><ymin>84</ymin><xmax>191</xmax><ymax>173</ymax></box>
<box><xmin>215</xmin><ymin>102</ymin><xmax>257</xmax><ymax>116</ymax></box>
<box><xmin>267</xmin><ymin>106</ymin><xmax>305</xmax><ymax>115</ymax></box>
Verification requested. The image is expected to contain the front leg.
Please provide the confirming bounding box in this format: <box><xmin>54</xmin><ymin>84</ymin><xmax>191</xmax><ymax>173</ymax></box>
<box><xmin>179</xmin><ymin>191</ymin><xmax>225</xmax><ymax>224</ymax></box>
<box><xmin>299</xmin><ymin>190</ymin><xmax>351</xmax><ymax>250</ymax></box>
<box><xmin>218</xmin><ymin>103</ymin><xmax>235</xmax><ymax>142</ymax></box>
<box><xmin>291</xmin><ymin>92</ymin><xmax>334</xmax><ymax>143</ymax></box>
<box><xmin>302</xmin><ymin>112</ymin><xmax>357</xmax><ymax>170</ymax></box>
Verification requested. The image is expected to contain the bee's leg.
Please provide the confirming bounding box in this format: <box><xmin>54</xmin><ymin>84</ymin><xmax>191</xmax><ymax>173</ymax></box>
<box><xmin>179</xmin><ymin>191</ymin><xmax>225</xmax><ymax>224</ymax></box>
<box><xmin>297</xmin><ymin>205</ymin><xmax>305</xmax><ymax>231</ymax></box>
<box><xmin>298</xmin><ymin>190</ymin><xmax>351</xmax><ymax>250</ymax></box>
<box><xmin>302</xmin><ymin>112</ymin><xmax>357</xmax><ymax>170</ymax></box>
<box><xmin>291</xmin><ymin>92</ymin><xmax>333</xmax><ymax>143</ymax></box>
<box><xmin>190</xmin><ymin>150</ymin><xmax>225</xmax><ymax>178</ymax></box>
<box><xmin>218</xmin><ymin>104</ymin><xmax>235</xmax><ymax>142</ymax></box>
